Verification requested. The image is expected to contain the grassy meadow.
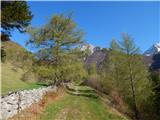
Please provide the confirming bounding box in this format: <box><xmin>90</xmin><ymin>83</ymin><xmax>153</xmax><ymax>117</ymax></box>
<box><xmin>40</xmin><ymin>93</ymin><xmax>128</xmax><ymax>120</ymax></box>
<box><xmin>1</xmin><ymin>62</ymin><xmax>43</xmax><ymax>95</ymax></box>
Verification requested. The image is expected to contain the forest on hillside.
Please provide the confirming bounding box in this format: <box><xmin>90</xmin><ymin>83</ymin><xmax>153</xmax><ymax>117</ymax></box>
<box><xmin>1</xmin><ymin>1</ymin><xmax>160</xmax><ymax>120</ymax></box>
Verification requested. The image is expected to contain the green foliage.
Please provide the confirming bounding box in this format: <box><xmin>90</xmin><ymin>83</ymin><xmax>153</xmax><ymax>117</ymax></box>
<box><xmin>101</xmin><ymin>34</ymin><xmax>153</xmax><ymax>119</ymax></box>
<box><xmin>21</xmin><ymin>70</ymin><xmax>37</xmax><ymax>82</ymax></box>
<box><xmin>82</xmin><ymin>46</ymin><xmax>92</xmax><ymax>58</ymax></box>
<box><xmin>27</xmin><ymin>13</ymin><xmax>86</xmax><ymax>85</ymax></box>
<box><xmin>41</xmin><ymin>93</ymin><xmax>128</xmax><ymax>120</ymax></box>
<box><xmin>60</xmin><ymin>60</ymin><xmax>87</xmax><ymax>85</ymax></box>
<box><xmin>1</xmin><ymin>63</ymin><xmax>42</xmax><ymax>95</ymax></box>
<box><xmin>1</xmin><ymin>1</ymin><xmax>33</xmax><ymax>36</ymax></box>
<box><xmin>27</xmin><ymin>13</ymin><xmax>84</xmax><ymax>50</ymax></box>
<box><xmin>88</xmin><ymin>63</ymin><xmax>97</xmax><ymax>75</ymax></box>
<box><xmin>86</xmin><ymin>63</ymin><xmax>103</xmax><ymax>91</ymax></box>
<box><xmin>1</xmin><ymin>41</ymin><xmax>34</xmax><ymax>69</ymax></box>
<box><xmin>150</xmin><ymin>72</ymin><xmax>160</xmax><ymax>119</ymax></box>
<box><xmin>33</xmin><ymin>65</ymin><xmax>55</xmax><ymax>85</ymax></box>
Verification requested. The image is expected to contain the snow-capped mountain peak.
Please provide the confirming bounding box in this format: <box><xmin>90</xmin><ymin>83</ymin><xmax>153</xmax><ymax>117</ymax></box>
<box><xmin>81</xmin><ymin>44</ymin><xmax>95</xmax><ymax>53</ymax></box>
<box><xmin>144</xmin><ymin>42</ymin><xmax>160</xmax><ymax>56</ymax></box>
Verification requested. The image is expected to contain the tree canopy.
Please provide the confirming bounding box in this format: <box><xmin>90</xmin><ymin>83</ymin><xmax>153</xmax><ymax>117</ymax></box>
<box><xmin>27</xmin><ymin>13</ymin><xmax>86</xmax><ymax>85</ymax></box>
<box><xmin>1</xmin><ymin>1</ymin><xmax>33</xmax><ymax>37</ymax></box>
<box><xmin>101</xmin><ymin>33</ymin><xmax>153</xmax><ymax>120</ymax></box>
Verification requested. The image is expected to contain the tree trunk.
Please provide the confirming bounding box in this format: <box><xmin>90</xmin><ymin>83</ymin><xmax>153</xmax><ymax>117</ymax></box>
<box><xmin>130</xmin><ymin>76</ymin><xmax>139</xmax><ymax>120</ymax></box>
<box><xmin>128</xmin><ymin>59</ymin><xmax>139</xmax><ymax>120</ymax></box>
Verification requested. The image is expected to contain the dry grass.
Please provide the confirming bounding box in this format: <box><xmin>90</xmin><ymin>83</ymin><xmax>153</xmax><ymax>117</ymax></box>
<box><xmin>9</xmin><ymin>87</ymin><xmax>65</xmax><ymax>120</ymax></box>
<box><xmin>9</xmin><ymin>87</ymin><xmax>129</xmax><ymax>120</ymax></box>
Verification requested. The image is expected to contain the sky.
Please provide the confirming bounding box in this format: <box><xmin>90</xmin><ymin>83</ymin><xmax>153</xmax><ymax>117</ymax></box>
<box><xmin>11</xmin><ymin>1</ymin><xmax>160</xmax><ymax>53</ymax></box>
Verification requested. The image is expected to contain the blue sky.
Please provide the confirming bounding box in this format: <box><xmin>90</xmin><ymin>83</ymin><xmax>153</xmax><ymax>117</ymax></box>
<box><xmin>11</xmin><ymin>1</ymin><xmax>160</xmax><ymax>53</ymax></box>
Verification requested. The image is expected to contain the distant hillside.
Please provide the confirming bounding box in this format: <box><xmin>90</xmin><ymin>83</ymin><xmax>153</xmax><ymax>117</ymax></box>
<box><xmin>85</xmin><ymin>47</ymin><xmax>107</xmax><ymax>69</ymax></box>
<box><xmin>85</xmin><ymin>47</ymin><xmax>160</xmax><ymax>71</ymax></box>
<box><xmin>1</xmin><ymin>63</ymin><xmax>42</xmax><ymax>95</ymax></box>
<box><xmin>1</xmin><ymin>40</ymin><xmax>43</xmax><ymax>95</ymax></box>
<box><xmin>1</xmin><ymin>40</ymin><xmax>33</xmax><ymax>69</ymax></box>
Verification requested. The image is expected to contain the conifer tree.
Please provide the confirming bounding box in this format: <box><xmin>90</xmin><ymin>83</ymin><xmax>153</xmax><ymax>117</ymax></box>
<box><xmin>27</xmin><ymin>13</ymin><xmax>85</xmax><ymax>85</ymax></box>
<box><xmin>1</xmin><ymin>1</ymin><xmax>33</xmax><ymax>37</ymax></box>
<box><xmin>104</xmin><ymin>34</ymin><xmax>152</xmax><ymax>120</ymax></box>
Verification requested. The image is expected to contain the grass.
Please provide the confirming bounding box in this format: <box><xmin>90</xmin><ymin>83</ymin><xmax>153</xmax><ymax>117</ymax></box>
<box><xmin>40</xmin><ymin>92</ymin><xmax>128</xmax><ymax>120</ymax></box>
<box><xmin>9</xmin><ymin>89</ymin><xmax>129</xmax><ymax>120</ymax></box>
<box><xmin>1</xmin><ymin>62</ymin><xmax>44</xmax><ymax>95</ymax></box>
<box><xmin>74</xmin><ymin>85</ymin><xmax>94</xmax><ymax>90</ymax></box>
<box><xmin>66</xmin><ymin>84</ymin><xmax>98</xmax><ymax>98</ymax></box>
<box><xmin>67</xmin><ymin>84</ymin><xmax>95</xmax><ymax>93</ymax></box>
<box><xmin>66</xmin><ymin>89</ymin><xmax>98</xmax><ymax>98</ymax></box>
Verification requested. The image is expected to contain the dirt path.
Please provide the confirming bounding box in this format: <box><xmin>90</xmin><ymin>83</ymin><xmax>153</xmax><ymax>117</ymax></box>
<box><xmin>9</xmin><ymin>87</ymin><xmax>65</xmax><ymax>120</ymax></box>
<box><xmin>9</xmin><ymin>87</ymin><xmax>129</xmax><ymax>120</ymax></box>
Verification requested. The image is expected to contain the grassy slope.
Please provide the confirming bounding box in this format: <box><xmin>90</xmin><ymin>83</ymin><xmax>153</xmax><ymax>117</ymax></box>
<box><xmin>1</xmin><ymin>40</ymin><xmax>31</xmax><ymax>60</ymax></box>
<box><xmin>1</xmin><ymin>41</ymin><xmax>129</xmax><ymax>119</ymax></box>
<box><xmin>1</xmin><ymin>41</ymin><xmax>43</xmax><ymax>95</ymax></box>
<box><xmin>41</xmin><ymin>93</ymin><xmax>128</xmax><ymax>120</ymax></box>
<box><xmin>1</xmin><ymin>63</ymin><xmax>42</xmax><ymax>95</ymax></box>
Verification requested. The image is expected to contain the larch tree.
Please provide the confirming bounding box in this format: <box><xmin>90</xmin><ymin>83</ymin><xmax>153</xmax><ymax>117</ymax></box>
<box><xmin>119</xmin><ymin>33</ymin><xmax>152</xmax><ymax>120</ymax></box>
<box><xmin>104</xmin><ymin>34</ymin><xmax>152</xmax><ymax>120</ymax></box>
<box><xmin>27</xmin><ymin>13</ymin><xmax>86</xmax><ymax>86</ymax></box>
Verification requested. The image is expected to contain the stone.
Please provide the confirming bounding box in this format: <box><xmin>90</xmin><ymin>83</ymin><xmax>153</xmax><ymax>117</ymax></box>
<box><xmin>1</xmin><ymin>86</ymin><xmax>56</xmax><ymax>120</ymax></box>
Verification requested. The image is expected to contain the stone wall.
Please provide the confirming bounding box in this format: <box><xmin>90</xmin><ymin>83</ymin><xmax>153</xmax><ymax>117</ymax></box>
<box><xmin>0</xmin><ymin>86</ymin><xmax>57</xmax><ymax>120</ymax></box>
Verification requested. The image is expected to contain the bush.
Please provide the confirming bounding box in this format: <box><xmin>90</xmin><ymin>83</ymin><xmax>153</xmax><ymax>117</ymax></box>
<box><xmin>33</xmin><ymin>65</ymin><xmax>55</xmax><ymax>85</ymax></box>
<box><xmin>60</xmin><ymin>61</ymin><xmax>88</xmax><ymax>85</ymax></box>
<box><xmin>21</xmin><ymin>70</ymin><xmax>37</xmax><ymax>82</ymax></box>
<box><xmin>87</xmin><ymin>74</ymin><xmax>102</xmax><ymax>91</ymax></box>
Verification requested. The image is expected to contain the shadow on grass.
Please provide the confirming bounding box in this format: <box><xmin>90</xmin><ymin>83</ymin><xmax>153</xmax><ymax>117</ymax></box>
<box><xmin>36</xmin><ymin>83</ymin><xmax>49</xmax><ymax>87</ymax></box>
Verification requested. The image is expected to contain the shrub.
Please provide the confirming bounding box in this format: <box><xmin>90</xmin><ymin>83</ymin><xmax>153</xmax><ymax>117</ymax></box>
<box><xmin>21</xmin><ymin>70</ymin><xmax>37</xmax><ymax>82</ymax></box>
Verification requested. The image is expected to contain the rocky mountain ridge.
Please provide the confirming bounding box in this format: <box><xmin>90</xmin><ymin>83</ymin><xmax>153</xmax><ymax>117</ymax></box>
<box><xmin>85</xmin><ymin>43</ymin><xmax>160</xmax><ymax>71</ymax></box>
<box><xmin>144</xmin><ymin>42</ymin><xmax>160</xmax><ymax>56</ymax></box>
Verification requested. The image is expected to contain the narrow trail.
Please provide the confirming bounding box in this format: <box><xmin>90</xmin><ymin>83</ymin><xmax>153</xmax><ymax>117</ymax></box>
<box><xmin>9</xmin><ymin>86</ymin><xmax>129</xmax><ymax>120</ymax></box>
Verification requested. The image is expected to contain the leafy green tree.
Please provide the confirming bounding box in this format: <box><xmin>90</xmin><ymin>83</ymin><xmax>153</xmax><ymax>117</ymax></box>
<box><xmin>151</xmin><ymin>71</ymin><xmax>160</xmax><ymax>119</ymax></box>
<box><xmin>103</xmin><ymin>34</ymin><xmax>152</xmax><ymax>120</ymax></box>
<box><xmin>101</xmin><ymin>39</ymin><xmax>125</xmax><ymax>92</ymax></box>
<box><xmin>88</xmin><ymin>63</ymin><xmax>97</xmax><ymax>75</ymax></box>
<box><xmin>120</xmin><ymin>34</ymin><xmax>140</xmax><ymax>120</ymax></box>
<box><xmin>59</xmin><ymin>53</ymin><xmax>87</xmax><ymax>85</ymax></box>
<box><xmin>87</xmin><ymin>63</ymin><xmax>102</xmax><ymax>91</ymax></box>
<box><xmin>1</xmin><ymin>1</ymin><xmax>33</xmax><ymax>37</ymax></box>
<box><xmin>108</xmin><ymin>39</ymin><xmax>125</xmax><ymax>89</ymax></box>
<box><xmin>34</xmin><ymin>65</ymin><xmax>56</xmax><ymax>85</ymax></box>
<box><xmin>120</xmin><ymin>34</ymin><xmax>152</xmax><ymax>120</ymax></box>
<box><xmin>27</xmin><ymin>13</ymin><xmax>85</xmax><ymax>85</ymax></box>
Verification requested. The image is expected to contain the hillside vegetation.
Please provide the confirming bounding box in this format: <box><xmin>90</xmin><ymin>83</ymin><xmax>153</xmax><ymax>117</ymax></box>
<box><xmin>41</xmin><ymin>93</ymin><xmax>128</xmax><ymax>120</ymax></box>
<box><xmin>1</xmin><ymin>40</ymin><xmax>33</xmax><ymax>68</ymax></box>
<box><xmin>1</xmin><ymin>41</ymin><xmax>43</xmax><ymax>95</ymax></box>
<box><xmin>10</xmin><ymin>89</ymin><xmax>129</xmax><ymax>120</ymax></box>
<box><xmin>1</xmin><ymin>62</ymin><xmax>42</xmax><ymax>95</ymax></box>
<box><xmin>1</xmin><ymin>3</ymin><xmax>160</xmax><ymax>119</ymax></box>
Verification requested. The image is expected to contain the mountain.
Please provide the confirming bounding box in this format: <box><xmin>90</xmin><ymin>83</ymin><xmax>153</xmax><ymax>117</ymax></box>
<box><xmin>143</xmin><ymin>42</ymin><xmax>160</xmax><ymax>71</ymax></box>
<box><xmin>81</xmin><ymin>44</ymin><xmax>95</xmax><ymax>53</ymax></box>
<box><xmin>151</xmin><ymin>52</ymin><xmax>160</xmax><ymax>71</ymax></box>
<box><xmin>85</xmin><ymin>47</ymin><xmax>107</xmax><ymax>69</ymax></box>
<box><xmin>144</xmin><ymin>42</ymin><xmax>160</xmax><ymax>56</ymax></box>
<box><xmin>85</xmin><ymin>44</ymin><xmax>160</xmax><ymax>71</ymax></box>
